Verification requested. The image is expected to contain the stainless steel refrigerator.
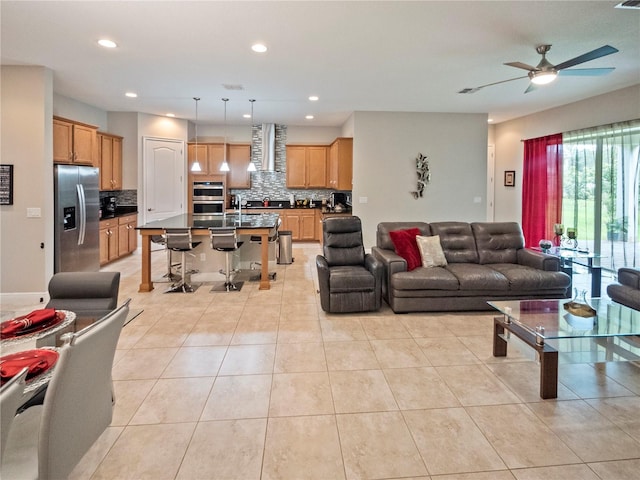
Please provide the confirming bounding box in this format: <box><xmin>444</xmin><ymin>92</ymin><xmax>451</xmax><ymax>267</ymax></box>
<box><xmin>54</xmin><ymin>165</ymin><xmax>100</xmax><ymax>272</ymax></box>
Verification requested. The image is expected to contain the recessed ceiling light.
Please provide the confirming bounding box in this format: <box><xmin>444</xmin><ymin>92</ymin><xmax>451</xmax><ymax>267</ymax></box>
<box><xmin>308</xmin><ymin>95</ymin><xmax>319</xmax><ymax>101</ymax></box>
<box><xmin>488</xmin><ymin>118</ymin><xmax>493</xmax><ymax>123</ymax></box>
<box><xmin>98</xmin><ymin>39</ymin><xmax>117</xmax><ymax>48</ymax></box>
<box><xmin>251</xmin><ymin>43</ymin><xmax>267</xmax><ymax>53</ymax></box>
<box><xmin>125</xmin><ymin>92</ymin><xmax>137</xmax><ymax>98</ymax></box>
<box><xmin>166</xmin><ymin>113</ymin><xmax>175</xmax><ymax>117</ymax></box>
<box><xmin>243</xmin><ymin>114</ymin><xmax>252</xmax><ymax>119</ymax></box>
<box><xmin>305</xmin><ymin>115</ymin><xmax>314</xmax><ymax>120</ymax></box>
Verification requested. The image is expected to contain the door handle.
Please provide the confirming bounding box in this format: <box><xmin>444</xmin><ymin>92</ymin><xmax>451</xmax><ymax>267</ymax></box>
<box><xmin>147</xmin><ymin>208</ymin><xmax>153</xmax><ymax>211</ymax></box>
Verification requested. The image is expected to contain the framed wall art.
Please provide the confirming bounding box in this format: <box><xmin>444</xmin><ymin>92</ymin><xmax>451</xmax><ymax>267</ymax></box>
<box><xmin>0</xmin><ymin>164</ymin><xmax>14</xmax><ymax>205</ymax></box>
<box><xmin>504</xmin><ymin>170</ymin><xmax>515</xmax><ymax>187</ymax></box>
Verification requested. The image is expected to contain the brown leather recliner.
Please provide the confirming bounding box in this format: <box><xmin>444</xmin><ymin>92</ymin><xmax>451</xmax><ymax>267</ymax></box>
<box><xmin>316</xmin><ymin>216</ymin><xmax>383</xmax><ymax>313</ymax></box>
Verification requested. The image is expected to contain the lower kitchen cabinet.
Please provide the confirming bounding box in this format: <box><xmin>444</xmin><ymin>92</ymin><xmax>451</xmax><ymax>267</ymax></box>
<box><xmin>118</xmin><ymin>214</ymin><xmax>138</xmax><ymax>257</ymax></box>
<box><xmin>100</xmin><ymin>214</ymin><xmax>137</xmax><ymax>265</ymax></box>
<box><xmin>283</xmin><ymin>210</ymin><xmax>317</xmax><ymax>241</ymax></box>
<box><xmin>99</xmin><ymin>219</ymin><xmax>119</xmax><ymax>265</ymax></box>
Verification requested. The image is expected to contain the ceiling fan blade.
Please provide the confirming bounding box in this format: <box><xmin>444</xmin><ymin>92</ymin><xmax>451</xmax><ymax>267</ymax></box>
<box><xmin>554</xmin><ymin>45</ymin><xmax>619</xmax><ymax>70</ymax></box>
<box><xmin>558</xmin><ymin>67</ymin><xmax>615</xmax><ymax>76</ymax></box>
<box><xmin>524</xmin><ymin>83</ymin><xmax>539</xmax><ymax>94</ymax></box>
<box><xmin>458</xmin><ymin>75</ymin><xmax>528</xmax><ymax>94</ymax></box>
<box><xmin>504</xmin><ymin>61</ymin><xmax>537</xmax><ymax>71</ymax></box>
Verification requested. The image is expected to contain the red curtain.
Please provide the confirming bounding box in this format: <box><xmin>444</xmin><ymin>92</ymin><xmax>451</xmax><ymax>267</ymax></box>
<box><xmin>522</xmin><ymin>134</ymin><xmax>563</xmax><ymax>248</ymax></box>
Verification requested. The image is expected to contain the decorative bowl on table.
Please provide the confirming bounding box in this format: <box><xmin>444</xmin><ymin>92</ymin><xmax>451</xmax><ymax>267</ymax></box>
<box><xmin>539</xmin><ymin>239</ymin><xmax>553</xmax><ymax>252</ymax></box>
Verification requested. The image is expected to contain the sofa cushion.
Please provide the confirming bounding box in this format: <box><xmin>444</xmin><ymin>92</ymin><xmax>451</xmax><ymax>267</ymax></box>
<box><xmin>377</xmin><ymin>222</ymin><xmax>430</xmax><ymax>250</ymax></box>
<box><xmin>391</xmin><ymin>267</ymin><xmax>460</xmax><ymax>291</ymax></box>
<box><xmin>472</xmin><ymin>222</ymin><xmax>524</xmax><ymax>264</ymax></box>
<box><xmin>446</xmin><ymin>263</ymin><xmax>509</xmax><ymax>290</ymax></box>
<box><xmin>429</xmin><ymin>222</ymin><xmax>479</xmax><ymax>264</ymax></box>
<box><xmin>416</xmin><ymin>235</ymin><xmax>448</xmax><ymax>268</ymax></box>
<box><xmin>487</xmin><ymin>263</ymin><xmax>570</xmax><ymax>291</ymax></box>
<box><xmin>389</xmin><ymin>228</ymin><xmax>422</xmax><ymax>271</ymax></box>
<box><xmin>329</xmin><ymin>266</ymin><xmax>375</xmax><ymax>292</ymax></box>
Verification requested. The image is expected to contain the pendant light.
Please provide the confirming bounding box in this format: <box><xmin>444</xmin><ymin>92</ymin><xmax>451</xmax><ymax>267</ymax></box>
<box><xmin>247</xmin><ymin>99</ymin><xmax>257</xmax><ymax>172</ymax></box>
<box><xmin>190</xmin><ymin>97</ymin><xmax>202</xmax><ymax>172</ymax></box>
<box><xmin>219</xmin><ymin>98</ymin><xmax>230</xmax><ymax>172</ymax></box>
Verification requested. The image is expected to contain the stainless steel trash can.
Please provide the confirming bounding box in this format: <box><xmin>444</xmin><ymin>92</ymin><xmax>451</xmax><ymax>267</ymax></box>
<box><xmin>277</xmin><ymin>231</ymin><xmax>293</xmax><ymax>264</ymax></box>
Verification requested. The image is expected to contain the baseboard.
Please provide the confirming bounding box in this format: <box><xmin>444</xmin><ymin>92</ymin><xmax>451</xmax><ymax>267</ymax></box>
<box><xmin>0</xmin><ymin>291</ymin><xmax>49</xmax><ymax>308</ymax></box>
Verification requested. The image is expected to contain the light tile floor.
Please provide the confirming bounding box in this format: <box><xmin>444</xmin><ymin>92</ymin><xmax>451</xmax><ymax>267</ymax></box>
<box><xmin>10</xmin><ymin>244</ymin><xmax>640</xmax><ymax>479</ymax></box>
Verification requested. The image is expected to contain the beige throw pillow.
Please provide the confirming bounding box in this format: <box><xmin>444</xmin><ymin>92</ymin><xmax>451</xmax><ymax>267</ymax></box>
<box><xmin>416</xmin><ymin>235</ymin><xmax>448</xmax><ymax>268</ymax></box>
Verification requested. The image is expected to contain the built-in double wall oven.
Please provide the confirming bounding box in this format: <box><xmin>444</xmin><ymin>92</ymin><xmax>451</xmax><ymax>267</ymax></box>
<box><xmin>192</xmin><ymin>180</ymin><xmax>224</xmax><ymax>215</ymax></box>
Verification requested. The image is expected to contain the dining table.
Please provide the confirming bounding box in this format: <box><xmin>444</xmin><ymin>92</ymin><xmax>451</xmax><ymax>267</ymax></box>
<box><xmin>1</xmin><ymin>308</ymin><xmax>85</xmax><ymax>396</ymax></box>
<box><xmin>136</xmin><ymin>212</ymin><xmax>281</xmax><ymax>292</ymax></box>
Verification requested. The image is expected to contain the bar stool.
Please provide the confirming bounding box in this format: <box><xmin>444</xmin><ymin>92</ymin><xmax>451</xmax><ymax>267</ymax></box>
<box><xmin>164</xmin><ymin>228</ymin><xmax>201</xmax><ymax>293</ymax></box>
<box><xmin>151</xmin><ymin>235</ymin><xmax>181</xmax><ymax>283</ymax></box>
<box><xmin>210</xmin><ymin>228</ymin><xmax>244</xmax><ymax>292</ymax></box>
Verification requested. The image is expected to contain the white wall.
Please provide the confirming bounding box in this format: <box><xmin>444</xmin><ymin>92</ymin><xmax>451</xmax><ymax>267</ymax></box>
<box><xmin>352</xmin><ymin>111</ymin><xmax>489</xmax><ymax>248</ymax></box>
<box><xmin>53</xmin><ymin>93</ymin><xmax>107</xmax><ymax>131</ymax></box>
<box><xmin>493</xmin><ymin>85</ymin><xmax>640</xmax><ymax>222</ymax></box>
<box><xmin>1</xmin><ymin>66</ymin><xmax>53</xmax><ymax>304</ymax></box>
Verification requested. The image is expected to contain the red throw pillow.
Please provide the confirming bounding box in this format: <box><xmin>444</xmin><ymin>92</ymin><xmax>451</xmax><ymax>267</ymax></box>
<box><xmin>389</xmin><ymin>228</ymin><xmax>422</xmax><ymax>271</ymax></box>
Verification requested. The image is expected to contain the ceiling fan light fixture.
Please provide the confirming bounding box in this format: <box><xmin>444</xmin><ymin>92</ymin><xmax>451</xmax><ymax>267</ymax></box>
<box><xmin>529</xmin><ymin>70</ymin><xmax>557</xmax><ymax>85</ymax></box>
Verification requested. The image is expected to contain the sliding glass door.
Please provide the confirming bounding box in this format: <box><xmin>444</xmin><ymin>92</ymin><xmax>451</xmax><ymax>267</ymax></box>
<box><xmin>562</xmin><ymin>120</ymin><xmax>640</xmax><ymax>271</ymax></box>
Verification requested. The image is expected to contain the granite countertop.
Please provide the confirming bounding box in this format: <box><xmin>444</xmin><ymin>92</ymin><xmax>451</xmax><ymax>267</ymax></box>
<box><xmin>243</xmin><ymin>200</ymin><xmax>320</xmax><ymax>210</ymax></box>
<box><xmin>100</xmin><ymin>205</ymin><xmax>138</xmax><ymax>220</ymax></box>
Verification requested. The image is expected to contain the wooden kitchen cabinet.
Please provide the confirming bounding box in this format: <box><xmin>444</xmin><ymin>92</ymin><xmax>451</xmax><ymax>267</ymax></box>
<box><xmin>117</xmin><ymin>214</ymin><xmax>138</xmax><ymax>257</ymax></box>
<box><xmin>283</xmin><ymin>209</ymin><xmax>317</xmax><ymax>241</ymax></box>
<box><xmin>53</xmin><ymin>116</ymin><xmax>97</xmax><ymax>165</ymax></box>
<box><xmin>286</xmin><ymin>146</ymin><xmax>327</xmax><ymax>188</ymax></box>
<box><xmin>98</xmin><ymin>132</ymin><xmax>123</xmax><ymax>191</ymax></box>
<box><xmin>227</xmin><ymin>144</ymin><xmax>251</xmax><ymax>189</ymax></box>
<box><xmin>99</xmin><ymin>219</ymin><xmax>119</xmax><ymax>265</ymax></box>
<box><xmin>327</xmin><ymin>137</ymin><xmax>353</xmax><ymax>190</ymax></box>
<box><xmin>188</xmin><ymin>143</ymin><xmax>225</xmax><ymax>175</ymax></box>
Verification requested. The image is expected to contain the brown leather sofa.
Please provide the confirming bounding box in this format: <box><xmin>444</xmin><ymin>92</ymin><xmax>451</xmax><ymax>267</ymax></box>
<box><xmin>371</xmin><ymin>221</ymin><xmax>571</xmax><ymax>313</ymax></box>
<box><xmin>607</xmin><ymin>268</ymin><xmax>640</xmax><ymax>310</ymax></box>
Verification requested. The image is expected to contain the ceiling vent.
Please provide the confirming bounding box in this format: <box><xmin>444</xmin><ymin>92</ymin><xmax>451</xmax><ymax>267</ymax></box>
<box><xmin>222</xmin><ymin>84</ymin><xmax>244</xmax><ymax>90</ymax></box>
<box><xmin>615</xmin><ymin>1</ymin><xmax>640</xmax><ymax>8</ymax></box>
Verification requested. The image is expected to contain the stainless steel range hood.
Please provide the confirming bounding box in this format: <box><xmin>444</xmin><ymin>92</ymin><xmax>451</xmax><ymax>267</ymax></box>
<box><xmin>261</xmin><ymin>123</ymin><xmax>276</xmax><ymax>171</ymax></box>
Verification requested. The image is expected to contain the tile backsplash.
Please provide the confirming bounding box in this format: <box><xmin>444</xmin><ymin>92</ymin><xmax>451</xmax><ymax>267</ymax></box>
<box><xmin>99</xmin><ymin>189</ymin><xmax>137</xmax><ymax>206</ymax></box>
<box><xmin>229</xmin><ymin>124</ymin><xmax>338</xmax><ymax>203</ymax></box>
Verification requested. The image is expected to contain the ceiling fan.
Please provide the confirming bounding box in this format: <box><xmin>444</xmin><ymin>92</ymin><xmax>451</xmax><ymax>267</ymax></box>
<box><xmin>459</xmin><ymin>44</ymin><xmax>618</xmax><ymax>94</ymax></box>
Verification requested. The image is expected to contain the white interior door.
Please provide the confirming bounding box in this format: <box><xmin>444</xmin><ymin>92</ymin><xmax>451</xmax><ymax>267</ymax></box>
<box><xmin>143</xmin><ymin>137</ymin><xmax>185</xmax><ymax>224</ymax></box>
<box><xmin>486</xmin><ymin>144</ymin><xmax>495</xmax><ymax>221</ymax></box>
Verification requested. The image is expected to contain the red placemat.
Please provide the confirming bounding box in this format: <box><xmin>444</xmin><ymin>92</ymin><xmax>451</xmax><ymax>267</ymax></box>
<box><xmin>0</xmin><ymin>309</ymin><xmax>66</xmax><ymax>339</ymax></box>
<box><xmin>0</xmin><ymin>349</ymin><xmax>60</xmax><ymax>385</ymax></box>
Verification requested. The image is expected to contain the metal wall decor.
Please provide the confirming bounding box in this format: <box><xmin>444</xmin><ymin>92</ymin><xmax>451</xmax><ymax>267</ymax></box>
<box><xmin>410</xmin><ymin>153</ymin><xmax>430</xmax><ymax>199</ymax></box>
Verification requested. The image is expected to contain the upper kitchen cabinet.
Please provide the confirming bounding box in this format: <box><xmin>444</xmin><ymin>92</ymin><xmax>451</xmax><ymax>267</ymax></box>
<box><xmin>327</xmin><ymin>137</ymin><xmax>353</xmax><ymax>190</ymax></box>
<box><xmin>227</xmin><ymin>144</ymin><xmax>251</xmax><ymax>189</ymax></box>
<box><xmin>286</xmin><ymin>145</ymin><xmax>327</xmax><ymax>188</ymax></box>
<box><xmin>53</xmin><ymin>116</ymin><xmax>97</xmax><ymax>165</ymax></box>
<box><xmin>97</xmin><ymin>132</ymin><xmax>123</xmax><ymax>191</ymax></box>
<box><xmin>187</xmin><ymin>143</ymin><xmax>225</xmax><ymax>175</ymax></box>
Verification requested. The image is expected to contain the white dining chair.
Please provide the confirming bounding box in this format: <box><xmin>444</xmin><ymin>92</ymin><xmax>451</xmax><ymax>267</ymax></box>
<box><xmin>0</xmin><ymin>367</ymin><xmax>29</xmax><ymax>460</ymax></box>
<box><xmin>1</xmin><ymin>299</ymin><xmax>130</xmax><ymax>479</ymax></box>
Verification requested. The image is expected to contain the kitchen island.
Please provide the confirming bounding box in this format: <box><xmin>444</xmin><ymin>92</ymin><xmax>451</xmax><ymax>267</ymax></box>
<box><xmin>136</xmin><ymin>213</ymin><xmax>280</xmax><ymax>292</ymax></box>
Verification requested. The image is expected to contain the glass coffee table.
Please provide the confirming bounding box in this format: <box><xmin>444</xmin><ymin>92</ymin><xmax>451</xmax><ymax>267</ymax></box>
<box><xmin>488</xmin><ymin>298</ymin><xmax>640</xmax><ymax>399</ymax></box>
